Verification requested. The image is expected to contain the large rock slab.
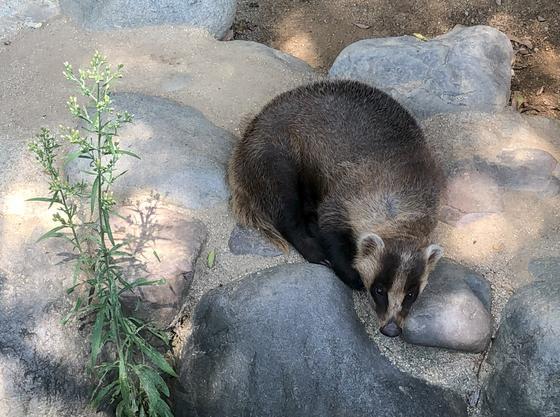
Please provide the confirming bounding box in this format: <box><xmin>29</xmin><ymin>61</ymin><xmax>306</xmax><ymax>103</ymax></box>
<box><xmin>68</xmin><ymin>93</ymin><xmax>234</xmax><ymax>209</ymax></box>
<box><xmin>0</xmin><ymin>225</ymin><xmax>108</xmax><ymax>416</ymax></box>
<box><xmin>482</xmin><ymin>257</ymin><xmax>560</xmax><ymax>417</ymax></box>
<box><xmin>421</xmin><ymin>111</ymin><xmax>560</xmax><ymax>226</ymax></box>
<box><xmin>403</xmin><ymin>259</ymin><xmax>492</xmax><ymax>352</ymax></box>
<box><xmin>329</xmin><ymin>25</ymin><xmax>513</xmax><ymax>119</ymax></box>
<box><xmin>59</xmin><ymin>0</ymin><xmax>236</xmax><ymax>39</ymax></box>
<box><xmin>177</xmin><ymin>264</ymin><xmax>467</xmax><ymax>417</ymax></box>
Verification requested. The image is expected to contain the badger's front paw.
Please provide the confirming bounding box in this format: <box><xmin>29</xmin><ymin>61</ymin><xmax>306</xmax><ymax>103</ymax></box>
<box><xmin>299</xmin><ymin>237</ymin><xmax>328</xmax><ymax>264</ymax></box>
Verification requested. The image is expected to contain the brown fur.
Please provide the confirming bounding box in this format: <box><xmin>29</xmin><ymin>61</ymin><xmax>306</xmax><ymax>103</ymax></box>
<box><xmin>227</xmin><ymin>79</ymin><xmax>446</xmax><ymax>334</ymax></box>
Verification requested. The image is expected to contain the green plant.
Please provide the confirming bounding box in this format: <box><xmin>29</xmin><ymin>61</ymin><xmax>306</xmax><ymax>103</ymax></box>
<box><xmin>28</xmin><ymin>51</ymin><xmax>176</xmax><ymax>417</ymax></box>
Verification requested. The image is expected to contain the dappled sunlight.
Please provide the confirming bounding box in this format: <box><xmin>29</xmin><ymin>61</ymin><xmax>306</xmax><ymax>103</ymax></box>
<box><xmin>118</xmin><ymin>119</ymin><xmax>155</xmax><ymax>143</ymax></box>
<box><xmin>279</xmin><ymin>31</ymin><xmax>320</xmax><ymax>68</ymax></box>
<box><xmin>276</xmin><ymin>9</ymin><xmax>320</xmax><ymax>67</ymax></box>
<box><xmin>0</xmin><ymin>182</ymin><xmax>55</xmax><ymax>250</ymax></box>
<box><xmin>438</xmin><ymin>213</ymin><xmax>523</xmax><ymax>264</ymax></box>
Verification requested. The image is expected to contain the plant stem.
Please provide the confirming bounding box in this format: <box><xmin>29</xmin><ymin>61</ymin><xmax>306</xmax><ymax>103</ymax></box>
<box><xmin>60</xmin><ymin>191</ymin><xmax>83</xmax><ymax>253</ymax></box>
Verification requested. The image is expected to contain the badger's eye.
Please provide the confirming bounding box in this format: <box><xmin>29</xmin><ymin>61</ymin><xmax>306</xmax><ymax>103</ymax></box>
<box><xmin>375</xmin><ymin>286</ymin><xmax>385</xmax><ymax>295</ymax></box>
<box><xmin>405</xmin><ymin>288</ymin><xmax>419</xmax><ymax>300</ymax></box>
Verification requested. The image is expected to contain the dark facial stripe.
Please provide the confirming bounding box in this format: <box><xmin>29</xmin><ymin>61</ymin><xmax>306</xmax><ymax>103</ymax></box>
<box><xmin>375</xmin><ymin>252</ymin><xmax>400</xmax><ymax>288</ymax></box>
<box><xmin>401</xmin><ymin>257</ymin><xmax>426</xmax><ymax>311</ymax></box>
<box><xmin>370</xmin><ymin>252</ymin><xmax>400</xmax><ymax>315</ymax></box>
<box><xmin>405</xmin><ymin>256</ymin><xmax>426</xmax><ymax>289</ymax></box>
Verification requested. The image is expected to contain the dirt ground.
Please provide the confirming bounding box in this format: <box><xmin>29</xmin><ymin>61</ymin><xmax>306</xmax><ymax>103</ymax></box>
<box><xmin>234</xmin><ymin>0</ymin><xmax>560</xmax><ymax>119</ymax></box>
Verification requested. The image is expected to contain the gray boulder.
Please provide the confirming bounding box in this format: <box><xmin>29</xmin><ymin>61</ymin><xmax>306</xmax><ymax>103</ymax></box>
<box><xmin>68</xmin><ymin>93</ymin><xmax>234</xmax><ymax>209</ymax></box>
<box><xmin>482</xmin><ymin>257</ymin><xmax>560</xmax><ymax>417</ymax></box>
<box><xmin>177</xmin><ymin>263</ymin><xmax>468</xmax><ymax>417</ymax></box>
<box><xmin>59</xmin><ymin>0</ymin><xmax>236</xmax><ymax>39</ymax></box>
<box><xmin>403</xmin><ymin>259</ymin><xmax>492</xmax><ymax>353</ymax></box>
<box><xmin>228</xmin><ymin>224</ymin><xmax>283</xmax><ymax>257</ymax></box>
<box><xmin>329</xmin><ymin>25</ymin><xmax>513</xmax><ymax>119</ymax></box>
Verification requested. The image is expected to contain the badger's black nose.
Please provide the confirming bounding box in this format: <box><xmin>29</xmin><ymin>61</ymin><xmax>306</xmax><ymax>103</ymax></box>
<box><xmin>380</xmin><ymin>320</ymin><xmax>402</xmax><ymax>337</ymax></box>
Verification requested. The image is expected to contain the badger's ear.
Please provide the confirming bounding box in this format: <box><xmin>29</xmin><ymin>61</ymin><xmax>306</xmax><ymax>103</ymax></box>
<box><xmin>358</xmin><ymin>233</ymin><xmax>385</xmax><ymax>258</ymax></box>
<box><xmin>424</xmin><ymin>244</ymin><xmax>443</xmax><ymax>269</ymax></box>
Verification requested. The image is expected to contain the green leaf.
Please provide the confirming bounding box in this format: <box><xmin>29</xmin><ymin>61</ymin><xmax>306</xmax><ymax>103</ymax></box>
<box><xmin>36</xmin><ymin>225</ymin><xmax>66</xmax><ymax>242</ymax></box>
<box><xmin>413</xmin><ymin>32</ymin><xmax>429</xmax><ymax>41</ymax></box>
<box><xmin>139</xmin><ymin>365</ymin><xmax>170</xmax><ymax>397</ymax></box>
<box><xmin>118</xmin><ymin>149</ymin><xmax>140</xmax><ymax>159</ymax></box>
<box><xmin>64</xmin><ymin>148</ymin><xmax>83</xmax><ymax>166</ymax></box>
<box><xmin>91</xmin><ymin>309</ymin><xmax>106</xmax><ymax>367</ymax></box>
<box><xmin>207</xmin><ymin>250</ymin><xmax>216</xmax><ymax>268</ymax></box>
<box><xmin>103</xmin><ymin>210</ymin><xmax>115</xmax><ymax>245</ymax></box>
<box><xmin>118</xmin><ymin>356</ymin><xmax>131</xmax><ymax>412</ymax></box>
<box><xmin>91</xmin><ymin>380</ymin><xmax>118</xmax><ymax>409</ymax></box>
<box><xmin>137</xmin><ymin>340</ymin><xmax>177</xmax><ymax>377</ymax></box>
<box><xmin>26</xmin><ymin>197</ymin><xmax>60</xmax><ymax>203</ymax></box>
<box><xmin>91</xmin><ymin>176</ymin><xmax>100</xmax><ymax>214</ymax></box>
<box><xmin>124</xmin><ymin>277</ymin><xmax>165</xmax><ymax>291</ymax></box>
<box><xmin>136</xmin><ymin>366</ymin><xmax>173</xmax><ymax>416</ymax></box>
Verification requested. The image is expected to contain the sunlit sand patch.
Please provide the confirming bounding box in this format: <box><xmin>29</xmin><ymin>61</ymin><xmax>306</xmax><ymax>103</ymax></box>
<box><xmin>278</xmin><ymin>30</ymin><xmax>319</xmax><ymax>67</ymax></box>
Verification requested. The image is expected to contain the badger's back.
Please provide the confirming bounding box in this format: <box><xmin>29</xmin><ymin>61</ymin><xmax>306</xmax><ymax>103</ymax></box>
<box><xmin>228</xmin><ymin>80</ymin><xmax>445</xmax><ymax>246</ymax></box>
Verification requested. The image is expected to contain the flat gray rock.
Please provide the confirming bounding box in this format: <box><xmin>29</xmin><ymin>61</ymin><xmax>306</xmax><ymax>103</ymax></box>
<box><xmin>473</xmin><ymin>148</ymin><xmax>559</xmax><ymax>196</ymax></box>
<box><xmin>68</xmin><ymin>93</ymin><xmax>234</xmax><ymax>209</ymax></box>
<box><xmin>228</xmin><ymin>224</ymin><xmax>283</xmax><ymax>257</ymax></box>
<box><xmin>482</xmin><ymin>257</ymin><xmax>560</xmax><ymax>417</ymax></box>
<box><xmin>0</xmin><ymin>0</ymin><xmax>60</xmax><ymax>39</ymax></box>
<box><xmin>403</xmin><ymin>259</ymin><xmax>492</xmax><ymax>353</ymax></box>
<box><xmin>177</xmin><ymin>263</ymin><xmax>467</xmax><ymax>417</ymax></box>
<box><xmin>329</xmin><ymin>25</ymin><xmax>513</xmax><ymax>119</ymax></box>
<box><xmin>59</xmin><ymin>0</ymin><xmax>236</xmax><ymax>39</ymax></box>
<box><xmin>114</xmin><ymin>200</ymin><xmax>207</xmax><ymax>327</ymax></box>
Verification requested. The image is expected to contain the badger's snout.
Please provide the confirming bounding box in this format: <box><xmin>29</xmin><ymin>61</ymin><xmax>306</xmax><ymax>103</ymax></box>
<box><xmin>380</xmin><ymin>319</ymin><xmax>402</xmax><ymax>337</ymax></box>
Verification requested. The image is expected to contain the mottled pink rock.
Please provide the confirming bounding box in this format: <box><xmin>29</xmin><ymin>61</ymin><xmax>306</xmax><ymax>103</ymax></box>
<box><xmin>113</xmin><ymin>199</ymin><xmax>207</xmax><ymax>327</ymax></box>
<box><xmin>445</xmin><ymin>171</ymin><xmax>503</xmax><ymax>214</ymax></box>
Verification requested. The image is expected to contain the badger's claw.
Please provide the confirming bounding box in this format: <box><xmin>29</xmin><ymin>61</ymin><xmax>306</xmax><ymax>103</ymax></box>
<box><xmin>319</xmin><ymin>259</ymin><xmax>332</xmax><ymax>268</ymax></box>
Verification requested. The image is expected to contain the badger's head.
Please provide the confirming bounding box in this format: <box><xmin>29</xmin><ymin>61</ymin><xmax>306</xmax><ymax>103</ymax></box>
<box><xmin>353</xmin><ymin>233</ymin><xmax>443</xmax><ymax>337</ymax></box>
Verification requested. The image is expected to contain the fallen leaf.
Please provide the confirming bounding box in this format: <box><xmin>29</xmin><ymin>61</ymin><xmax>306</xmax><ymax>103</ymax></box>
<box><xmin>413</xmin><ymin>33</ymin><xmax>429</xmax><ymax>42</ymax></box>
<box><xmin>207</xmin><ymin>250</ymin><xmax>216</xmax><ymax>268</ymax></box>
<box><xmin>153</xmin><ymin>250</ymin><xmax>162</xmax><ymax>262</ymax></box>
<box><xmin>507</xmin><ymin>34</ymin><xmax>534</xmax><ymax>50</ymax></box>
<box><xmin>353</xmin><ymin>22</ymin><xmax>371</xmax><ymax>29</ymax></box>
<box><xmin>492</xmin><ymin>242</ymin><xmax>505</xmax><ymax>252</ymax></box>
<box><xmin>511</xmin><ymin>91</ymin><xmax>526</xmax><ymax>111</ymax></box>
<box><xmin>536</xmin><ymin>86</ymin><xmax>545</xmax><ymax>96</ymax></box>
<box><xmin>537</xmin><ymin>15</ymin><xmax>546</xmax><ymax>22</ymax></box>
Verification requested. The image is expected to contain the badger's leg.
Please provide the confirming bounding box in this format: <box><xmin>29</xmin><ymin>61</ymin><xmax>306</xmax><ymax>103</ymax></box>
<box><xmin>319</xmin><ymin>228</ymin><xmax>364</xmax><ymax>290</ymax></box>
<box><xmin>276</xmin><ymin>197</ymin><xmax>326</xmax><ymax>264</ymax></box>
<box><xmin>270</xmin><ymin>159</ymin><xmax>326</xmax><ymax>264</ymax></box>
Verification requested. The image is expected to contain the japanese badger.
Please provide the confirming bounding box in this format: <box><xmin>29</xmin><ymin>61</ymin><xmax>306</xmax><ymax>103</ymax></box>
<box><xmin>227</xmin><ymin>80</ymin><xmax>445</xmax><ymax>337</ymax></box>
